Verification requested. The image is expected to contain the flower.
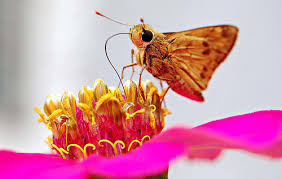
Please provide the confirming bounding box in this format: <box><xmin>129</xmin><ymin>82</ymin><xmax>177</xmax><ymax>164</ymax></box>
<box><xmin>0</xmin><ymin>79</ymin><xmax>282</xmax><ymax>179</ymax></box>
<box><xmin>34</xmin><ymin>79</ymin><xmax>170</xmax><ymax>160</ymax></box>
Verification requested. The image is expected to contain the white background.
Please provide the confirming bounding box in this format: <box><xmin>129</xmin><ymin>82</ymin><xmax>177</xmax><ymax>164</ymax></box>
<box><xmin>0</xmin><ymin>0</ymin><xmax>282</xmax><ymax>178</ymax></box>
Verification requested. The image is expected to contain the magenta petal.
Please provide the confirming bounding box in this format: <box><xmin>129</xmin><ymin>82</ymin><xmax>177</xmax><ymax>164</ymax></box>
<box><xmin>83</xmin><ymin>142</ymin><xmax>186</xmax><ymax>178</ymax></box>
<box><xmin>195</xmin><ymin>110</ymin><xmax>282</xmax><ymax>147</ymax></box>
<box><xmin>194</xmin><ymin>110</ymin><xmax>282</xmax><ymax>158</ymax></box>
<box><xmin>152</xmin><ymin>110</ymin><xmax>282</xmax><ymax>160</ymax></box>
<box><xmin>0</xmin><ymin>150</ymin><xmax>88</xmax><ymax>179</ymax></box>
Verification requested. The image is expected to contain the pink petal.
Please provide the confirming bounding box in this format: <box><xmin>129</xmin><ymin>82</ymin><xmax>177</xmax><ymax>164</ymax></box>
<box><xmin>83</xmin><ymin>142</ymin><xmax>186</xmax><ymax>178</ymax></box>
<box><xmin>0</xmin><ymin>150</ymin><xmax>88</xmax><ymax>179</ymax></box>
<box><xmin>153</xmin><ymin>110</ymin><xmax>282</xmax><ymax>159</ymax></box>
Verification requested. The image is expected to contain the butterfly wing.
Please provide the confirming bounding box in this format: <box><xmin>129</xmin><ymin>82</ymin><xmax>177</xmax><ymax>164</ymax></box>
<box><xmin>164</xmin><ymin>25</ymin><xmax>238</xmax><ymax>102</ymax></box>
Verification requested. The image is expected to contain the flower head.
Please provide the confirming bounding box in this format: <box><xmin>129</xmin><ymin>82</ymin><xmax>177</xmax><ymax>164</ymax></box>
<box><xmin>35</xmin><ymin>79</ymin><xmax>170</xmax><ymax>160</ymax></box>
<box><xmin>1</xmin><ymin>79</ymin><xmax>282</xmax><ymax>179</ymax></box>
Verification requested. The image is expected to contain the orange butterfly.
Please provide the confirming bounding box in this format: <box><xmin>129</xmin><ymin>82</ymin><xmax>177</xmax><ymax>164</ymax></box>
<box><xmin>97</xmin><ymin>11</ymin><xmax>238</xmax><ymax>102</ymax></box>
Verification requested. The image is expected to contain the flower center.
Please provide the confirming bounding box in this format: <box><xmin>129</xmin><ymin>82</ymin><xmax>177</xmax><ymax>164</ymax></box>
<box><xmin>35</xmin><ymin>79</ymin><xmax>170</xmax><ymax>160</ymax></box>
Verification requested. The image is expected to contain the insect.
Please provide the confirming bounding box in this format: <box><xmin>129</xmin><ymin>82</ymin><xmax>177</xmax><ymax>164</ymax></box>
<box><xmin>97</xmin><ymin>11</ymin><xmax>238</xmax><ymax>102</ymax></box>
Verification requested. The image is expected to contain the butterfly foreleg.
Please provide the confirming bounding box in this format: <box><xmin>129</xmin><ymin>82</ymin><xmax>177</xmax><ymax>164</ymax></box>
<box><xmin>121</xmin><ymin>63</ymin><xmax>138</xmax><ymax>80</ymax></box>
<box><xmin>118</xmin><ymin>62</ymin><xmax>137</xmax><ymax>88</ymax></box>
<box><xmin>120</xmin><ymin>49</ymin><xmax>138</xmax><ymax>83</ymax></box>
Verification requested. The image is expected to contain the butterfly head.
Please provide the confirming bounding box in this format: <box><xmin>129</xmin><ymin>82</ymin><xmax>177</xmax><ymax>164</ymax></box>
<box><xmin>129</xmin><ymin>24</ymin><xmax>156</xmax><ymax>48</ymax></box>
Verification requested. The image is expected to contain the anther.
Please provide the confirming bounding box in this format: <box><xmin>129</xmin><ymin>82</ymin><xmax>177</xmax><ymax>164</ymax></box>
<box><xmin>93</xmin><ymin>79</ymin><xmax>108</xmax><ymax>102</ymax></box>
<box><xmin>95</xmin><ymin>93</ymin><xmax>122</xmax><ymax>123</ymax></box>
<box><xmin>44</xmin><ymin>95</ymin><xmax>61</xmax><ymax>116</ymax></box>
<box><xmin>124</xmin><ymin>80</ymin><xmax>138</xmax><ymax>105</ymax></box>
<box><xmin>61</xmin><ymin>91</ymin><xmax>77</xmax><ymax>123</ymax></box>
<box><xmin>78</xmin><ymin>86</ymin><xmax>94</xmax><ymax>107</ymax></box>
<box><xmin>34</xmin><ymin>107</ymin><xmax>46</xmax><ymax>123</ymax></box>
<box><xmin>108</xmin><ymin>87</ymin><xmax>125</xmax><ymax>103</ymax></box>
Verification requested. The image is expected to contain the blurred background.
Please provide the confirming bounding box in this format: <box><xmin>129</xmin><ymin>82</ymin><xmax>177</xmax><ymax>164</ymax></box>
<box><xmin>0</xmin><ymin>0</ymin><xmax>282</xmax><ymax>178</ymax></box>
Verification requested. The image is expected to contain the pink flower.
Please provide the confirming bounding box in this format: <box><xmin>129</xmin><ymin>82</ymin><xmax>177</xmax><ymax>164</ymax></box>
<box><xmin>0</xmin><ymin>80</ymin><xmax>282</xmax><ymax>179</ymax></box>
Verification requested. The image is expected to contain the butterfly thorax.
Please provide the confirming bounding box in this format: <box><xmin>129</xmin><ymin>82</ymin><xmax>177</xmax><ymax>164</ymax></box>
<box><xmin>130</xmin><ymin>24</ymin><xmax>168</xmax><ymax>65</ymax></box>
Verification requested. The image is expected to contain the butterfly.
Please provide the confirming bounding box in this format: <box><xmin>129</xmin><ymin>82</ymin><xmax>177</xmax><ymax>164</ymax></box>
<box><xmin>127</xmin><ymin>24</ymin><xmax>238</xmax><ymax>102</ymax></box>
<box><xmin>96</xmin><ymin>11</ymin><xmax>238</xmax><ymax>102</ymax></box>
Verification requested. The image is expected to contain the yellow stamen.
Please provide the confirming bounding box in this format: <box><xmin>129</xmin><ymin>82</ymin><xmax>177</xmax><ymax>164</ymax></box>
<box><xmin>149</xmin><ymin>104</ymin><xmax>157</xmax><ymax>129</ymax></box>
<box><xmin>45</xmin><ymin>136</ymin><xmax>53</xmax><ymax>148</ymax></box>
<box><xmin>126</xmin><ymin>108</ymin><xmax>145</xmax><ymax>119</ymax></box>
<box><xmin>84</xmin><ymin>143</ymin><xmax>96</xmax><ymax>153</ymax></box>
<box><xmin>67</xmin><ymin>144</ymin><xmax>86</xmax><ymax>158</ymax></box>
<box><xmin>45</xmin><ymin>109</ymin><xmax>63</xmax><ymax>130</ymax></box>
<box><xmin>141</xmin><ymin>135</ymin><xmax>151</xmax><ymax>144</ymax></box>
<box><xmin>61</xmin><ymin>121</ymin><xmax>69</xmax><ymax>146</ymax></box>
<box><xmin>44</xmin><ymin>95</ymin><xmax>61</xmax><ymax>116</ymax></box>
<box><xmin>125</xmin><ymin>104</ymin><xmax>156</xmax><ymax>120</ymax></box>
<box><xmin>53</xmin><ymin>143</ymin><xmax>97</xmax><ymax>159</ymax></box>
<box><xmin>127</xmin><ymin>135</ymin><xmax>151</xmax><ymax>152</ymax></box>
<box><xmin>93</xmin><ymin>79</ymin><xmax>108</xmax><ymax>102</ymax></box>
<box><xmin>91</xmin><ymin>115</ymin><xmax>95</xmax><ymax>125</ymax></box>
<box><xmin>78</xmin><ymin>85</ymin><xmax>94</xmax><ymax>107</ymax></box>
<box><xmin>52</xmin><ymin>135</ymin><xmax>150</xmax><ymax>159</ymax></box>
<box><xmin>128</xmin><ymin>140</ymin><xmax>142</xmax><ymax>152</ymax></box>
<box><xmin>99</xmin><ymin>139</ymin><xmax>125</xmax><ymax>156</ymax></box>
<box><xmin>95</xmin><ymin>94</ymin><xmax>121</xmax><ymax>115</ymax></box>
<box><xmin>149</xmin><ymin>104</ymin><xmax>156</xmax><ymax>112</ymax></box>
<box><xmin>77</xmin><ymin>103</ymin><xmax>96</xmax><ymax>125</ymax></box>
<box><xmin>77</xmin><ymin>103</ymin><xmax>91</xmax><ymax>112</ymax></box>
<box><xmin>34</xmin><ymin>107</ymin><xmax>46</xmax><ymax>123</ymax></box>
<box><xmin>124</xmin><ymin>80</ymin><xmax>138</xmax><ymax>105</ymax></box>
<box><xmin>149</xmin><ymin>112</ymin><xmax>156</xmax><ymax>129</ymax></box>
<box><xmin>51</xmin><ymin>144</ymin><xmax>68</xmax><ymax>159</ymax></box>
<box><xmin>122</xmin><ymin>102</ymin><xmax>135</xmax><ymax>113</ymax></box>
<box><xmin>46</xmin><ymin>122</ymin><xmax>54</xmax><ymax>130</ymax></box>
<box><xmin>46</xmin><ymin>109</ymin><xmax>63</xmax><ymax>121</ymax></box>
<box><xmin>61</xmin><ymin>91</ymin><xmax>77</xmax><ymax>122</ymax></box>
<box><xmin>108</xmin><ymin>87</ymin><xmax>125</xmax><ymax>103</ymax></box>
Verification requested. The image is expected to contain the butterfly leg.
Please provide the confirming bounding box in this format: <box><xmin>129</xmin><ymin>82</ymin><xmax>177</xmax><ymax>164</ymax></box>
<box><xmin>120</xmin><ymin>49</ymin><xmax>137</xmax><ymax>80</ymax></box>
<box><xmin>160</xmin><ymin>86</ymin><xmax>171</xmax><ymax>105</ymax></box>
<box><xmin>159</xmin><ymin>80</ymin><xmax>167</xmax><ymax>107</ymax></box>
<box><xmin>137</xmin><ymin>66</ymin><xmax>146</xmax><ymax>102</ymax></box>
<box><xmin>121</xmin><ymin>63</ymin><xmax>138</xmax><ymax>80</ymax></box>
<box><xmin>130</xmin><ymin>49</ymin><xmax>136</xmax><ymax>80</ymax></box>
<box><xmin>118</xmin><ymin>63</ymin><xmax>138</xmax><ymax>87</ymax></box>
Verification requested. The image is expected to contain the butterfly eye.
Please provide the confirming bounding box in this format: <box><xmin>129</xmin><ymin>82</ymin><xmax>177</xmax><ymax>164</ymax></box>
<box><xmin>141</xmin><ymin>29</ymin><xmax>153</xmax><ymax>42</ymax></box>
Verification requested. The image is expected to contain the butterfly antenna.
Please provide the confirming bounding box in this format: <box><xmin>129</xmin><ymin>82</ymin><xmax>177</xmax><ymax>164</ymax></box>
<box><xmin>140</xmin><ymin>18</ymin><xmax>144</xmax><ymax>24</ymax></box>
<box><xmin>104</xmin><ymin>32</ymin><xmax>130</xmax><ymax>96</ymax></box>
<box><xmin>96</xmin><ymin>10</ymin><xmax>133</xmax><ymax>27</ymax></box>
<box><xmin>140</xmin><ymin>18</ymin><xmax>146</xmax><ymax>29</ymax></box>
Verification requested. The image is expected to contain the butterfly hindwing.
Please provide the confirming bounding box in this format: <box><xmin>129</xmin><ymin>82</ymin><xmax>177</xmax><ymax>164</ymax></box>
<box><xmin>164</xmin><ymin>25</ymin><xmax>238</xmax><ymax>101</ymax></box>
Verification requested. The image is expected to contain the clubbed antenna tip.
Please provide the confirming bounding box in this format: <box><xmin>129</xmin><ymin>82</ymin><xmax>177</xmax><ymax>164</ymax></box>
<box><xmin>95</xmin><ymin>10</ymin><xmax>133</xmax><ymax>27</ymax></box>
<box><xmin>95</xmin><ymin>10</ymin><xmax>104</xmax><ymax>17</ymax></box>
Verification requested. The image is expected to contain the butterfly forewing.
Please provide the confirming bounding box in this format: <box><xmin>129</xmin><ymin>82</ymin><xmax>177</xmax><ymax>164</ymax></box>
<box><xmin>164</xmin><ymin>25</ymin><xmax>238</xmax><ymax>101</ymax></box>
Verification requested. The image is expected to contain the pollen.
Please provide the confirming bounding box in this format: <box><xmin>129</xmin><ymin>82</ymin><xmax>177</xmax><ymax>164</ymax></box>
<box><xmin>35</xmin><ymin>79</ymin><xmax>170</xmax><ymax>160</ymax></box>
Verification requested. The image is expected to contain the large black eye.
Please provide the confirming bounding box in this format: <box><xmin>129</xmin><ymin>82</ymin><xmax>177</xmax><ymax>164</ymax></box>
<box><xmin>141</xmin><ymin>29</ymin><xmax>153</xmax><ymax>42</ymax></box>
